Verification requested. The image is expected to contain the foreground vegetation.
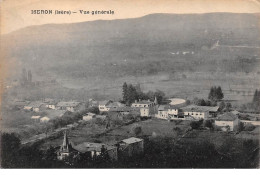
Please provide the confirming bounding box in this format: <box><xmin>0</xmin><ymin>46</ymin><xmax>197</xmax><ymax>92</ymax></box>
<box><xmin>1</xmin><ymin>132</ymin><xmax>259</xmax><ymax>168</ymax></box>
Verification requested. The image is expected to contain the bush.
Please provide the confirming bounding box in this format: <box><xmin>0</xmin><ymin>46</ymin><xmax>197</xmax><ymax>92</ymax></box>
<box><xmin>204</xmin><ymin>120</ymin><xmax>213</xmax><ymax>129</ymax></box>
<box><xmin>190</xmin><ymin>120</ymin><xmax>203</xmax><ymax>129</ymax></box>
<box><xmin>243</xmin><ymin>123</ymin><xmax>256</xmax><ymax>131</ymax></box>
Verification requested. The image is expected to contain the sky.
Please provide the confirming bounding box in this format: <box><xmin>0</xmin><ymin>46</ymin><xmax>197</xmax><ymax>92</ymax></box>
<box><xmin>1</xmin><ymin>0</ymin><xmax>260</xmax><ymax>34</ymax></box>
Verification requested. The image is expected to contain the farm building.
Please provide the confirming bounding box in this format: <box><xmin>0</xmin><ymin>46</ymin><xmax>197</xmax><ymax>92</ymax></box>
<box><xmin>215</xmin><ymin>112</ymin><xmax>240</xmax><ymax>131</ymax></box>
<box><xmin>24</xmin><ymin>101</ymin><xmax>46</xmax><ymax>112</ymax></box>
<box><xmin>117</xmin><ymin>137</ymin><xmax>144</xmax><ymax>157</ymax></box>
<box><xmin>74</xmin><ymin>142</ymin><xmax>118</xmax><ymax>161</ymax></box>
<box><xmin>56</xmin><ymin>101</ymin><xmax>83</xmax><ymax>112</ymax></box>
<box><xmin>99</xmin><ymin>100</ymin><xmax>113</xmax><ymax>112</ymax></box>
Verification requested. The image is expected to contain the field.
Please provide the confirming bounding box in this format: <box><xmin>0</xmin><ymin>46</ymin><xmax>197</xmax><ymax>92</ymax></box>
<box><xmin>39</xmin><ymin>118</ymin><xmax>191</xmax><ymax>149</ymax></box>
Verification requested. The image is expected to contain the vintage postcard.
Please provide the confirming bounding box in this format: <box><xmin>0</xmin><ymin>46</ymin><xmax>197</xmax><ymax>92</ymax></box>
<box><xmin>0</xmin><ymin>0</ymin><xmax>260</xmax><ymax>169</ymax></box>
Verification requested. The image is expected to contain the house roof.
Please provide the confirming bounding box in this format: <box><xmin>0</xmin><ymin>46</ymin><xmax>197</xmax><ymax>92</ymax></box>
<box><xmin>85</xmin><ymin>112</ymin><xmax>96</xmax><ymax>117</ymax></box>
<box><xmin>109</xmin><ymin>106</ymin><xmax>132</xmax><ymax>112</ymax></box>
<box><xmin>56</xmin><ymin>101</ymin><xmax>81</xmax><ymax>107</ymax></box>
<box><xmin>181</xmin><ymin>105</ymin><xmax>219</xmax><ymax>113</ymax></box>
<box><xmin>45</xmin><ymin>109</ymin><xmax>67</xmax><ymax>118</ymax></box>
<box><xmin>231</xmin><ymin>110</ymin><xmax>240</xmax><ymax>115</ymax></box>
<box><xmin>99</xmin><ymin>100</ymin><xmax>112</xmax><ymax>106</ymax></box>
<box><xmin>215</xmin><ymin>112</ymin><xmax>238</xmax><ymax>121</ymax></box>
<box><xmin>132</xmin><ymin>100</ymin><xmax>154</xmax><ymax>105</ymax></box>
<box><xmin>40</xmin><ymin>116</ymin><xmax>50</xmax><ymax>121</ymax></box>
<box><xmin>121</xmin><ymin>137</ymin><xmax>143</xmax><ymax>144</ymax></box>
<box><xmin>74</xmin><ymin>142</ymin><xmax>116</xmax><ymax>153</ymax></box>
<box><xmin>26</xmin><ymin>101</ymin><xmax>45</xmax><ymax>108</ymax></box>
<box><xmin>31</xmin><ymin>116</ymin><xmax>41</xmax><ymax>119</ymax></box>
<box><xmin>107</xmin><ymin>102</ymin><xmax>125</xmax><ymax>108</ymax></box>
<box><xmin>96</xmin><ymin>115</ymin><xmax>107</xmax><ymax>119</ymax></box>
<box><xmin>158</xmin><ymin>105</ymin><xmax>178</xmax><ymax>111</ymax></box>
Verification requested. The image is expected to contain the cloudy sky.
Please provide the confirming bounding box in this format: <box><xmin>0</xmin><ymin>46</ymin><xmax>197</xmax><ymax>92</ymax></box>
<box><xmin>1</xmin><ymin>0</ymin><xmax>260</xmax><ymax>34</ymax></box>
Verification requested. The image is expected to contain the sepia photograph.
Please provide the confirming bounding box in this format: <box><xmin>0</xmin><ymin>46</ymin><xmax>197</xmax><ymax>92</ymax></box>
<box><xmin>0</xmin><ymin>0</ymin><xmax>260</xmax><ymax>169</ymax></box>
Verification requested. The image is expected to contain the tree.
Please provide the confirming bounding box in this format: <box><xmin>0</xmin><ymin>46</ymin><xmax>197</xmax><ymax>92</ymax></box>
<box><xmin>219</xmin><ymin>101</ymin><xmax>226</xmax><ymax>111</ymax></box>
<box><xmin>122</xmin><ymin>82</ymin><xmax>128</xmax><ymax>103</ymax></box>
<box><xmin>204</xmin><ymin>120</ymin><xmax>213</xmax><ymax>129</ymax></box>
<box><xmin>216</xmin><ymin>86</ymin><xmax>224</xmax><ymax>100</ymax></box>
<box><xmin>132</xmin><ymin>125</ymin><xmax>142</xmax><ymax>136</ymax></box>
<box><xmin>1</xmin><ymin>133</ymin><xmax>21</xmax><ymax>168</ymax></box>
<box><xmin>208</xmin><ymin>86</ymin><xmax>224</xmax><ymax>101</ymax></box>
<box><xmin>28</xmin><ymin>70</ymin><xmax>32</xmax><ymax>83</ymax></box>
<box><xmin>190</xmin><ymin>120</ymin><xmax>203</xmax><ymax>129</ymax></box>
<box><xmin>225</xmin><ymin>102</ymin><xmax>232</xmax><ymax>112</ymax></box>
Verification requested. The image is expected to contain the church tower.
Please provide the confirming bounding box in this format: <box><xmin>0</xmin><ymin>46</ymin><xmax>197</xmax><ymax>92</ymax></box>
<box><xmin>154</xmin><ymin>96</ymin><xmax>158</xmax><ymax>105</ymax></box>
<box><xmin>57</xmin><ymin>131</ymin><xmax>74</xmax><ymax>160</ymax></box>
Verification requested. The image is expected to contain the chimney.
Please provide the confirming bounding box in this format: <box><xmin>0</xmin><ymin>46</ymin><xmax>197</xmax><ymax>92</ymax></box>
<box><xmin>135</xmin><ymin>100</ymin><xmax>137</xmax><ymax>103</ymax></box>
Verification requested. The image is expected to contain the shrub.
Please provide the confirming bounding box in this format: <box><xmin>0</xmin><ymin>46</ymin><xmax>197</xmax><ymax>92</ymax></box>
<box><xmin>190</xmin><ymin>119</ymin><xmax>203</xmax><ymax>129</ymax></box>
<box><xmin>244</xmin><ymin>123</ymin><xmax>256</xmax><ymax>131</ymax></box>
<box><xmin>204</xmin><ymin>120</ymin><xmax>213</xmax><ymax>129</ymax></box>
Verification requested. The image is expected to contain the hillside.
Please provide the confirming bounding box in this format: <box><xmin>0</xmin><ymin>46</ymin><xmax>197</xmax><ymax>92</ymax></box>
<box><xmin>1</xmin><ymin>13</ymin><xmax>260</xmax><ymax>79</ymax></box>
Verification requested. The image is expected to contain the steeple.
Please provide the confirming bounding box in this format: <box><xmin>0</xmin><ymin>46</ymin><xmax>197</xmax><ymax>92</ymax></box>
<box><xmin>63</xmin><ymin>131</ymin><xmax>69</xmax><ymax>148</ymax></box>
<box><xmin>154</xmin><ymin>96</ymin><xmax>158</xmax><ymax>105</ymax></box>
<box><xmin>60</xmin><ymin>131</ymin><xmax>71</xmax><ymax>152</ymax></box>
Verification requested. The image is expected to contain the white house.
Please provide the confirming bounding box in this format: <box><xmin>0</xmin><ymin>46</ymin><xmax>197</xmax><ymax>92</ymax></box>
<box><xmin>156</xmin><ymin>105</ymin><xmax>179</xmax><ymax>120</ymax></box>
<box><xmin>98</xmin><ymin>100</ymin><xmax>113</xmax><ymax>112</ymax></box>
<box><xmin>181</xmin><ymin>105</ymin><xmax>219</xmax><ymax>120</ymax></box>
<box><xmin>215</xmin><ymin>112</ymin><xmax>240</xmax><ymax>131</ymax></box>
<box><xmin>131</xmin><ymin>99</ymin><xmax>157</xmax><ymax>117</ymax></box>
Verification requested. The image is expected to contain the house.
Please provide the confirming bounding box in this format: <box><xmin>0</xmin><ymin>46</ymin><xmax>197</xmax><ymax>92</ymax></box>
<box><xmin>108</xmin><ymin>106</ymin><xmax>134</xmax><ymax>115</ymax></box>
<box><xmin>43</xmin><ymin>98</ymin><xmax>57</xmax><ymax>109</ymax></box>
<box><xmin>131</xmin><ymin>99</ymin><xmax>156</xmax><ymax>108</ymax></box>
<box><xmin>215</xmin><ymin>112</ymin><xmax>240</xmax><ymax>131</ymax></box>
<box><xmin>31</xmin><ymin>115</ymin><xmax>41</xmax><ymax>122</ymax></box>
<box><xmin>40</xmin><ymin>110</ymin><xmax>68</xmax><ymax>123</ymax></box>
<box><xmin>12</xmin><ymin>100</ymin><xmax>30</xmax><ymax>109</ymax></box>
<box><xmin>98</xmin><ymin>100</ymin><xmax>113</xmax><ymax>112</ymax></box>
<box><xmin>117</xmin><ymin>137</ymin><xmax>144</xmax><ymax>157</ymax></box>
<box><xmin>181</xmin><ymin>105</ymin><xmax>219</xmax><ymax>120</ymax></box>
<box><xmin>56</xmin><ymin>101</ymin><xmax>82</xmax><ymax>112</ymax></box>
<box><xmin>88</xmin><ymin>99</ymin><xmax>99</xmax><ymax>107</ymax></box>
<box><xmin>156</xmin><ymin>105</ymin><xmax>179</xmax><ymax>120</ymax></box>
<box><xmin>74</xmin><ymin>142</ymin><xmax>118</xmax><ymax>161</ymax></box>
<box><xmin>40</xmin><ymin>116</ymin><xmax>51</xmax><ymax>123</ymax></box>
<box><xmin>83</xmin><ymin>112</ymin><xmax>96</xmax><ymax>121</ymax></box>
<box><xmin>57</xmin><ymin>132</ymin><xmax>78</xmax><ymax>160</ymax></box>
<box><xmin>131</xmin><ymin>99</ymin><xmax>157</xmax><ymax>117</ymax></box>
<box><xmin>24</xmin><ymin>101</ymin><xmax>45</xmax><ymax>112</ymax></box>
<box><xmin>106</xmin><ymin>102</ymin><xmax>126</xmax><ymax>111</ymax></box>
<box><xmin>140</xmin><ymin>107</ymin><xmax>152</xmax><ymax>117</ymax></box>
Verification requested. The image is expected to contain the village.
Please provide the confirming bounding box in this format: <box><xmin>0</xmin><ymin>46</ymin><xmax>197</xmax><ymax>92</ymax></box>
<box><xmin>2</xmin><ymin>80</ymin><xmax>259</xmax><ymax>167</ymax></box>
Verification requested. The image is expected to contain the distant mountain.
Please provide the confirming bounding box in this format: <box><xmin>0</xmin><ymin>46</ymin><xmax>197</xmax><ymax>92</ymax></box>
<box><xmin>2</xmin><ymin>13</ymin><xmax>260</xmax><ymax>79</ymax></box>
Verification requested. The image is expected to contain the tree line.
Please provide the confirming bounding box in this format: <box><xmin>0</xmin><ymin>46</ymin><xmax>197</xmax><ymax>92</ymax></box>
<box><xmin>122</xmin><ymin>82</ymin><xmax>165</xmax><ymax>105</ymax></box>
